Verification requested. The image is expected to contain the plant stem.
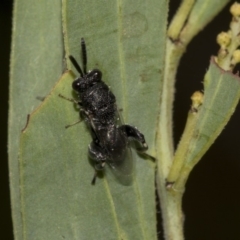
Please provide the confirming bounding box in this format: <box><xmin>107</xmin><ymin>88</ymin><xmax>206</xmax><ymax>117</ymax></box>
<box><xmin>157</xmin><ymin>173</ymin><xmax>184</xmax><ymax>240</ymax></box>
<box><xmin>156</xmin><ymin>38</ymin><xmax>185</xmax><ymax>239</ymax></box>
<box><xmin>156</xmin><ymin>1</ymin><xmax>234</xmax><ymax>238</ymax></box>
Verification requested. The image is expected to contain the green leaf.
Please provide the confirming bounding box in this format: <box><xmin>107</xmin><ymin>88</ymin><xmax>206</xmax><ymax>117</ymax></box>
<box><xmin>167</xmin><ymin>59</ymin><xmax>240</xmax><ymax>189</ymax></box>
<box><xmin>18</xmin><ymin>0</ymin><xmax>168</xmax><ymax>239</ymax></box>
<box><xmin>9</xmin><ymin>0</ymin><xmax>63</xmax><ymax>239</ymax></box>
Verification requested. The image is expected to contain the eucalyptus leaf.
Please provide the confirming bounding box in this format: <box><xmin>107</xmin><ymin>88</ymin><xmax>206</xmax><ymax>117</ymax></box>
<box><xmin>187</xmin><ymin>59</ymin><xmax>240</xmax><ymax>166</ymax></box>
<box><xmin>63</xmin><ymin>0</ymin><xmax>167</xmax><ymax>238</ymax></box>
<box><xmin>169</xmin><ymin>59</ymin><xmax>240</xmax><ymax>189</ymax></box>
<box><xmin>9</xmin><ymin>0</ymin><xmax>63</xmax><ymax>239</ymax></box>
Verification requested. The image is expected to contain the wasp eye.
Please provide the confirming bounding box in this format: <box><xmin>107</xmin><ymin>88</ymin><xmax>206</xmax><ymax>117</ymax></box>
<box><xmin>92</xmin><ymin>69</ymin><xmax>102</xmax><ymax>80</ymax></box>
<box><xmin>72</xmin><ymin>79</ymin><xmax>81</xmax><ymax>91</ymax></box>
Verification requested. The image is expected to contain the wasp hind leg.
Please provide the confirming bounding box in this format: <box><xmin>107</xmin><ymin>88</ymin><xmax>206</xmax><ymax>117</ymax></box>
<box><xmin>88</xmin><ymin>141</ymin><xmax>108</xmax><ymax>185</ymax></box>
<box><xmin>119</xmin><ymin>125</ymin><xmax>155</xmax><ymax>161</ymax></box>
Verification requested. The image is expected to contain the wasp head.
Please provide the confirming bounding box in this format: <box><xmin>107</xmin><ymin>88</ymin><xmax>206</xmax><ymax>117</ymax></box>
<box><xmin>72</xmin><ymin>69</ymin><xmax>102</xmax><ymax>93</ymax></box>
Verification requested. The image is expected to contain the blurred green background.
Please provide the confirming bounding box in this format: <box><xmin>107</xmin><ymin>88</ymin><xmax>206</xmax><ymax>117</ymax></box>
<box><xmin>2</xmin><ymin>1</ymin><xmax>240</xmax><ymax>239</ymax></box>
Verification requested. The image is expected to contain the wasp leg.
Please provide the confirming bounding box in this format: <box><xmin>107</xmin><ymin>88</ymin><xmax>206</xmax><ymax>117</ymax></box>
<box><xmin>88</xmin><ymin>141</ymin><xmax>107</xmax><ymax>184</ymax></box>
<box><xmin>119</xmin><ymin>125</ymin><xmax>155</xmax><ymax>161</ymax></box>
<box><xmin>58</xmin><ymin>93</ymin><xmax>80</xmax><ymax>105</ymax></box>
<box><xmin>65</xmin><ymin>119</ymin><xmax>82</xmax><ymax>129</ymax></box>
<box><xmin>65</xmin><ymin>108</ymin><xmax>89</xmax><ymax>128</ymax></box>
<box><xmin>119</xmin><ymin>125</ymin><xmax>148</xmax><ymax>150</ymax></box>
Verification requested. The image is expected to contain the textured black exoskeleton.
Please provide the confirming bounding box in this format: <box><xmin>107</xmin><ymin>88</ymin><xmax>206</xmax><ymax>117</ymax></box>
<box><xmin>62</xmin><ymin>38</ymin><xmax>149</xmax><ymax>185</ymax></box>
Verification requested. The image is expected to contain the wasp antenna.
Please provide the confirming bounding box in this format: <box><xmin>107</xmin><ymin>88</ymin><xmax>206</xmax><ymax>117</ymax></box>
<box><xmin>69</xmin><ymin>55</ymin><xmax>84</xmax><ymax>77</ymax></box>
<box><xmin>81</xmin><ymin>38</ymin><xmax>87</xmax><ymax>74</ymax></box>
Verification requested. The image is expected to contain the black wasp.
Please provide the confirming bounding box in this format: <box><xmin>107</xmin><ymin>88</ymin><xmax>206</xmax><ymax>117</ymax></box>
<box><xmin>60</xmin><ymin>38</ymin><xmax>150</xmax><ymax>185</ymax></box>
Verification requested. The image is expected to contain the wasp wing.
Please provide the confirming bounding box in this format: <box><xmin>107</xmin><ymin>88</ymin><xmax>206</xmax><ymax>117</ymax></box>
<box><xmin>91</xmin><ymin>105</ymin><xmax>134</xmax><ymax>185</ymax></box>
